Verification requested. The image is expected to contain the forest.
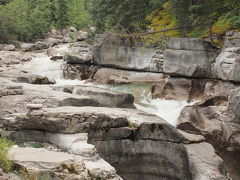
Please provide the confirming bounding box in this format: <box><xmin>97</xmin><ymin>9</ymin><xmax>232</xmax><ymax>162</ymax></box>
<box><xmin>0</xmin><ymin>0</ymin><xmax>240</xmax><ymax>44</ymax></box>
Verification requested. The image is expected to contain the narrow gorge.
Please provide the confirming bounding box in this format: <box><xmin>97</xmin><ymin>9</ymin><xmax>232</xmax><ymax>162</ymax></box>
<box><xmin>0</xmin><ymin>28</ymin><xmax>240</xmax><ymax>180</ymax></box>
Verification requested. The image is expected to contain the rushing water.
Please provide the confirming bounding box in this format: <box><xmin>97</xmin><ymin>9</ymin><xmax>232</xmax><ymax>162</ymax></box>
<box><xmin>19</xmin><ymin>44</ymin><xmax>194</xmax><ymax>126</ymax></box>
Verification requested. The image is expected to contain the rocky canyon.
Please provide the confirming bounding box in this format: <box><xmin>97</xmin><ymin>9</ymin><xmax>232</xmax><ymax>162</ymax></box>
<box><xmin>0</xmin><ymin>28</ymin><xmax>240</xmax><ymax>180</ymax></box>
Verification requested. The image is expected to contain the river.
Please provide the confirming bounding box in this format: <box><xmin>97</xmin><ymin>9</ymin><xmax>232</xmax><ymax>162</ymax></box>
<box><xmin>19</xmin><ymin>44</ymin><xmax>195</xmax><ymax>126</ymax></box>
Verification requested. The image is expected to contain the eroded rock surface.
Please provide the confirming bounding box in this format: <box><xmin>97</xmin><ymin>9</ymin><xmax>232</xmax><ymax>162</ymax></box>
<box><xmin>2</xmin><ymin>106</ymin><xmax>227</xmax><ymax>180</ymax></box>
<box><xmin>212</xmin><ymin>47</ymin><xmax>240</xmax><ymax>82</ymax></box>
<box><xmin>163</xmin><ymin>38</ymin><xmax>219</xmax><ymax>78</ymax></box>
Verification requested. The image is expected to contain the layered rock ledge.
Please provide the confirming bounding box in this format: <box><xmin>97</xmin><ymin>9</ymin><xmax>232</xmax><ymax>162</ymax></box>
<box><xmin>2</xmin><ymin>106</ymin><xmax>227</xmax><ymax>180</ymax></box>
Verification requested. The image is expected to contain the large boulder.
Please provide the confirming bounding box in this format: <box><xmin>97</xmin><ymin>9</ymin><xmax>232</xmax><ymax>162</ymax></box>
<box><xmin>92</xmin><ymin>34</ymin><xmax>164</xmax><ymax>72</ymax></box>
<box><xmin>21</xmin><ymin>43</ymin><xmax>36</xmax><ymax>52</ymax></box>
<box><xmin>211</xmin><ymin>47</ymin><xmax>240</xmax><ymax>82</ymax></box>
<box><xmin>72</xmin><ymin>86</ymin><xmax>135</xmax><ymax>108</ymax></box>
<box><xmin>163</xmin><ymin>38</ymin><xmax>219</xmax><ymax>78</ymax></box>
<box><xmin>3</xmin><ymin>44</ymin><xmax>16</xmax><ymax>51</ymax></box>
<box><xmin>64</xmin><ymin>42</ymin><xmax>93</xmax><ymax>64</ymax></box>
<box><xmin>177</xmin><ymin>96</ymin><xmax>240</xmax><ymax>179</ymax></box>
<box><xmin>62</xmin><ymin>63</ymin><xmax>98</xmax><ymax>80</ymax></box>
<box><xmin>0</xmin><ymin>51</ymin><xmax>33</xmax><ymax>66</ymax></box>
<box><xmin>151</xmin><ymin>77</ymin><xmax>195</xmax><ymax>101</ymax></box>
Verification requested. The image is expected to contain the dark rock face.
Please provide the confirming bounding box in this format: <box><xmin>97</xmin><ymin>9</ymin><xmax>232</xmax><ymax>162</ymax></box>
<box><xmin>91</xmin><ymin>139</ymin><xmax>191</xmax><ymax>180</ymax></box>
<box><xmin>163</xmin><ymin>38</ymin><xmax>219</xmax><ymax>78</ymax></box>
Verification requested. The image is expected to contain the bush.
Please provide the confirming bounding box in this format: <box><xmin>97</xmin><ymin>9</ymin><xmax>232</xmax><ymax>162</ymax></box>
<box><xmin>0</xmin><ymin>137</ymin><xmax>14</xmax><ymax>172</ymax></box>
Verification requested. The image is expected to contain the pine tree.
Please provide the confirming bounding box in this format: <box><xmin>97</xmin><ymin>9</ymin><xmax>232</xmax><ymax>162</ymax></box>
<box><xmin>56</xmin><ymin>0</ymin><xmax>69</xmax><ymax>29</ymax></box>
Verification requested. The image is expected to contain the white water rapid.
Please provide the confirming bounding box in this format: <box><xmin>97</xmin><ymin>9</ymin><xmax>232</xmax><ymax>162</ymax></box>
<box><xmin>20</xmin><ymin>44</ymin><xmax>195</xmax><ymax>126</ymax></box>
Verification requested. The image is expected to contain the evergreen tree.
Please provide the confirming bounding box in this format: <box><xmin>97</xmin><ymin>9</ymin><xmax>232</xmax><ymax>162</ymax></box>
<box><xmin>56</xmin><ymin>0</ymin><xmax>69</xmax><ymax>29</ymax></box>
<box><xmin>67</xmin><ymin>0</ymin><xmax>91</xmax><ymax>29</ymax></box>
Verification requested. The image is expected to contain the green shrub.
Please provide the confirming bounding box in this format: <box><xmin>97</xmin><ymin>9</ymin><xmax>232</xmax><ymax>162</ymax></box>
<box><xmin>0</xmin><ymin>137</ymin><xmax>14</xmax><ymax>172</ymax></box>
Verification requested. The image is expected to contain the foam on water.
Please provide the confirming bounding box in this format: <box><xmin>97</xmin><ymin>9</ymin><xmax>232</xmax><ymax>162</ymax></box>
<box><xmin>19</xmin><ymin>45</ymin><xmax>194</xmax><ymax>126</ymax></box>
<box><xmin>134</xmin><ymin>92</ymin><xmax>195</xmax><ymax>126</ymax></box>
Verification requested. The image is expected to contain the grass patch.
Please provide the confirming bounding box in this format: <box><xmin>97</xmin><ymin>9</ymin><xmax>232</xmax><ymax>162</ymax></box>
<box><xmin>31</xmin><ymin>143</ymin><xmax>44</xmax><ymax>148</ymax></box>
<box><xmin>0</xmin><ymin>137</ymin><xmax>14</xmax><ymax>172</ymax></box>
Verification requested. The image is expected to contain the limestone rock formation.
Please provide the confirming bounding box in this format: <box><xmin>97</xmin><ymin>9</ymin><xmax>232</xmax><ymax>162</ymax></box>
<box><xmin>0</xmin><ymin>83</ymin><xmax>100</xmax><ymax>116</ymax></box>
<box><xmin>163</xmin><ymin>38</ymin><xmax>219</xmax><ymax>78</ymax></box>
<box><xmin>92</xmin><ymin>34</ymin><xmax>164</xmax><ymax>72</ymax></box>
<box><xmin>212</xmin><ymin>47</ymin><xmax>240</xmax><ymax>82</ymax></box>
<box><xmin>2</xmin><ymin>106</ymin><xmax>227</xmax><ymax>180</ymax></box>
<box><xmin>64</xmin><ymin>42</ymin><xmax>93</xmax><ymax>64</ymax></box>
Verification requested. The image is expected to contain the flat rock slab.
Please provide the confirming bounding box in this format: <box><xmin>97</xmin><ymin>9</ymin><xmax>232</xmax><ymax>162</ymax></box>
<box><xmin>0</xmin><ymin>83</ymin><xmax>99</xmax><ymax>116</ymax></box>
<box><xmin>72</xmin><ymin>85</ymin><xmax>135</xmax><ymax>108</ymax></box>
<box><xmin>8</xmin><ymin>146</ymin><xmax>122</xmax><ymax>180</ymax></box>
<box><xmin>3</xmin><ymin>106</ymin><xmax>195</xmax><ymax>143</ymax></box>
<box><xmin>3</xmin><ymin>106</ymin><xmax>166</xmax><ymax>133</ymax></box>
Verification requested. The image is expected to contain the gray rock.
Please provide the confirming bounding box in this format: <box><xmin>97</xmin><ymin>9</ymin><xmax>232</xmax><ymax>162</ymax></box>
<box><xmin>0</xmin><ymin>51</ymin><xmax>33</xmax><ymax>65</ymax></box>
<box><xmin>166</xmin><ymin>38</ymin><xmax>218</xmax><ymax>51</ymax></box>
<box><xmin>184</xmin><ymin>142</ymin><xmax>227</xmax><ymax>180</ymax></box>
<box><xmin>211</xmin><ymin>47</ymin><xmax>240</xmax><ymax>82</ymax></box>
<box><xmin>229</xmin><ymin>88</ymin><xmax>240</xmax><ymax>122</ymax></box>
<box><xmin>8</xmin><ymin>146</ymin><xmax>121</xmax><ymax>180</ymax></box>
<box><xmin>5</xmin><ymin>131</ymin><xmax>122</xmax><ymax>180</ymax></box>
<box><xmin>0</xmin><ymin>83</ymin><xmax>99</xmax><ymax>116</ymax></box>
<box><xmin>0</xmin><ymin>168</ymin><xmax>20</xmax><ymax>180</ymax></box>
<box><xmin>87</xmin><ymin>113</ymin><xmax>226</xmax><ymax>180</ymax></box>
<box><xmin>0</xmin><ymin>44</ymin><xmax>4</xmax><ymax>51</ymax></box>
<box><xmin>163</xmin><ymin>38</ymin><xmax>219</xmax><ymax>78</ymax></box>
<box><xmin>21</xmin><ymin>43</ymin><xmax>36</xmax><ymax>52</ymax></box>
<box><xmin>35</xmin><ymin>41</ymin><xmax>49</xmax><ymax>50</ymax></box>
<box><xmin>224</xmin><ymin>31</ymin><xmax>240</xmax><ymax>48</ymax></box>
<box><xmin>16</xmin><ymin>74</ymin><xmax>56</xmax><ymax>84</ymax></box>
<box><xmin>92</xmin><ymin>34</ymin><xmax>163</xmax><ymax>72</ymax></box>
<box><xmin>3</xmin><ymin>44</ymin><xmax>15</xmax><ymax>51</ymax></box>
<box><xmin>0</xmin><ymin>85</ymin><xmax>23</xmax><ymax>97</ymax></box>
<box><xmin>152</xmin><ymin>77</ymin><xmax>192</xmax><ymax>101</ymax></box>
<box><xmin>62</xmin><ymin>63</ymin><xmax>98</xmax><ymax>80</ymax></box>
<box><xmin>2</xmin><ymin>107</ymin><xmax>136</xmax><ymax>133</ymax></box>
<box><xmin>203</xmin><ymin>80</ymin><xmax>238</xmax><ymax>99</ymax></box>
<box><xmin>64</xmin><ymin>42</ymin><xmax>93</xmax><ymax>64</ymax></box>
<box><xmin>177</xmin><ymin>98</ymin><xmax>240</xmax><ymax>152</ymax></box>
<box><xmin>72</xmin><ymin>86</ymin><xmax>135</xmax><ymax>108</ymax></box>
